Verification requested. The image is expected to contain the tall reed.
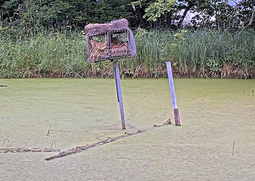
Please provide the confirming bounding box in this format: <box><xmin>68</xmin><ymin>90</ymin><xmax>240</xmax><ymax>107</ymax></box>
<box><xmin>121</xmin><ymin>28</ymin><xmax>255</xmax><ymax>78</ymax></box>
<box><xmin>0</xmin><ymin>31</ymin><xmax>88</xmax><ymax>78</ymax></box>
<box><xmin>0</xmin><ymin>28</ymin><xmax>254</xmax><ymax>78</ymax></box>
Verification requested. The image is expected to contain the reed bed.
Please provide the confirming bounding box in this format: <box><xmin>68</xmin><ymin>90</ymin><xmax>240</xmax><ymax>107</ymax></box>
<box><xmin>131</xmin><ymin>29</ymin><xmax>255</xmax><ymax>78</ymax></box>
<box><xmin>0</xmin><ymin>29</ymin><xmax>254</xmax><ymax>78</ymax></box>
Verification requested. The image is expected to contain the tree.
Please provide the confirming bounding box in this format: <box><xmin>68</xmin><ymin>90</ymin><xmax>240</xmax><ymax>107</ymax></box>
<box><xmin>187</xmin><ymin>0</ymin><xmax>236</xmax><ymax>28</ymax></box>
<box><xmin>237</xmin><ymin>0</ymin><xmax>255</xmax><ymax>33</ymax></box>
<box><xmin>0</xmin><ymin>0</ymin><xmax>22</xmax><ymax>24</ymax></box>
<box><xmin>1</xmin><ymin>0</ymin><xmax>134</xmax><ymax>32</ymax></box>
<box><xmin>2</xmin><ymin>0</ymin><xmax>255</xmax><ymax>32</ymax></box>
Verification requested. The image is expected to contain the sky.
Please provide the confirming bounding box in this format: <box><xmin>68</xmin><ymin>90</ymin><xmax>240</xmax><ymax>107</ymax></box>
<box><xmin>181</xmin><ymin>0</ymin><xmax>243</xmax><ymax>25</ymax></box>
<box><xmin>228</xmin><ymin>0</ymin><xmax>241</xmax><ymax>6</ymax></box>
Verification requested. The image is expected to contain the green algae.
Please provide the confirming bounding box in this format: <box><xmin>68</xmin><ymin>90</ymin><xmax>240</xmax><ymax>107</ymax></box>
<box><xmin>0</xmin><ymin>78</ymin><xmax>255</xmax><ymax>180</ymax></box>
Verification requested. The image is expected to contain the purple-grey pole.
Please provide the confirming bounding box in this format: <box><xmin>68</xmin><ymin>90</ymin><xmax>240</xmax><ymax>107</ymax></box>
<box><xmin>166</xmin><ymin>62</ymin><xmax>181</xmax><ymax>126</ymax></box>
<box><xmin>113</xmin><ymin>61</ymin><xmax>126</xmax><ymax>129</ymax></box>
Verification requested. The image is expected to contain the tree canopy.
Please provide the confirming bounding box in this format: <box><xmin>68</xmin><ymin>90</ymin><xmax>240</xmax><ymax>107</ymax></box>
<box><xmin>0</xmin><ymin>0</ymin><xmax>255</xmax><ymax>32</ymax></box>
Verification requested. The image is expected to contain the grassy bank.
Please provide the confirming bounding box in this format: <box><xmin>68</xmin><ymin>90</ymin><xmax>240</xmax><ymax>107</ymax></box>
<box><xmin>0</xmin><ymin>29</ymin><xmax>254</xmax><ymax>78</ymax></box>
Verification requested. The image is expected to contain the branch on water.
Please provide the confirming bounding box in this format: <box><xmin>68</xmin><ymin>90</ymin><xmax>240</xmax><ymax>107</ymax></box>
<box><xmin>45</xmin><ymin>118</ymin><xmax>173</xmax><ymax>161</ymax></box>
<box><xmin>45</xmin><ymin>129</ymin><xmax>145</xmax><ymax>161</ymax></box>
<box><xmin>0</xmin><ymin>147</ymin><xmax>61</xmax><ymax>153</ymax></box>
<box><xmin>0</xmin><ymin>119</ymin><xmax>172</xmax><ymax>160</ymax></box>
<box><xmin>153</xmin><ymin>118</ymin><xmax>172</xmax><ymax>127</ymax></box>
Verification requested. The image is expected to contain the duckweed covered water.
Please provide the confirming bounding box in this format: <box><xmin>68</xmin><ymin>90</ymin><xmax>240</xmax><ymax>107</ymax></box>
<box><xmin>0</xmin><ymin>78</ymin><xmax>255</xmax><ymax>180</ymax></box>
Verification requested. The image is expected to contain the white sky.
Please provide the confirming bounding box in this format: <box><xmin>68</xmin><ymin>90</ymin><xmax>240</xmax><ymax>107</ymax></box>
<box><xmin>228</xmin><ymin>0</ymin><xmax>241</xmax><ymax>6</ymax></box>
<box><xmin>182</xmin><ymin>0</ymin><xmax>243</xmax><ymax>25</ymax></box>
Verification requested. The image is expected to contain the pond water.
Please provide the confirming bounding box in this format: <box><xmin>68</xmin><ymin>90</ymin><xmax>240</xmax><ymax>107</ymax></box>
<box><xmin>0</xmin><ymin>78</ymin><xmax>255</xmax><ymax>180</ymax></box>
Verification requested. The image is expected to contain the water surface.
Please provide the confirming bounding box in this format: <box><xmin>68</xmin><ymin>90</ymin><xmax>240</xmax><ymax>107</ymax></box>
<box><xmin>0</xmin><ymin>78</ymin><xmax>255</xmax><ymax>180</ymax></box>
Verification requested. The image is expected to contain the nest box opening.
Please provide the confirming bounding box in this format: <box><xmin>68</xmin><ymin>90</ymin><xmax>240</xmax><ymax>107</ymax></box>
<box><xmin>85</xmin><ymin>19</ymin><xmax>137</xmax><ymax>63</ymax></box>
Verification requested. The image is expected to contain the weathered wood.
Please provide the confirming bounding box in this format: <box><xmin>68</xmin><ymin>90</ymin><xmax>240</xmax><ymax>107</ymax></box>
<box><xmin>45</xmin><ymin>130</ymin><xmax>144</xmax><ymax>161</ymax></box>
<box><xmin>0</xmin><ymin>147</ymin><xmax>61</xmax><ymax>153</ymax></box>
<box><xmin>85</xmin><ymin>19</ymin><xmax>136</xmax><ymax>62</ymax></box>
<box><xmin>153</xmin><ymin>119</ymin><xmax>172</xmax><ymax>127</ymax></box>
<box><xmin>85</xmin><ymin>19</ymin><xmax>129</xmax><ymax>36</ymax></box>
<box><xmin>45</xmin><ymin>119</ymin><xmax>172</xmax><ymax>161</ymax></box>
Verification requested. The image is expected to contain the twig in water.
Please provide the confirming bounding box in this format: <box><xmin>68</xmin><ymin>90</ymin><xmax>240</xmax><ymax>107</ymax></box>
<box><xmin>3</xmin><ymin>138</ymin><xmax>12</xmax><ymax>147</ymax></box>
<box><xmin>0</xmin><ymin>147</ymin><xmax>61</xmax><ymax>153</ymax></box>
<box><xmin>51</xmin><ymin>140</ymin><xmax>56</xmax><ymax>149</ymax></box>
<box><xmin>232</xmin><ymin>139</ymin><xmax>235</xmax><ymax>156</ymax></box>
<box><xmin>153</xmin><ymin>118</ymin><xmax>172</xmax><ymax>127</ymax></box>
<box><xmin>46</xmin><ymin>125</ymin><xmax>52</xmax><ymax>136</ymax></box>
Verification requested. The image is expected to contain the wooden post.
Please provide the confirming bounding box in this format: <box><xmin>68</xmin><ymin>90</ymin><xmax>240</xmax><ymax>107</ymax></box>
<box><xmin>166</xmin><ymin>62</ymin><xmax>181</xmax><ymax>126</ymax></box>
<box><xmin>113</xmin><ymin>61</ymin><xmax>126</xmax><ymax>129</ymax></box>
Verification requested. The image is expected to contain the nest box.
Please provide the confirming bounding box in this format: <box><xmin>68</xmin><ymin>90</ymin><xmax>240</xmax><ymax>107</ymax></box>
<box><xmin>85</xmin><ymin>19</ymin><xmax>137</xmax><ymax>63</ymax></box>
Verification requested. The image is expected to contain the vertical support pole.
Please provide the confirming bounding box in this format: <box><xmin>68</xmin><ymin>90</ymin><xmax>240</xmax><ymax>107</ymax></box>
<box><xmin>113</xmin><ymin>61</ymin><xmax>126</xmax><ymax>130</ymax></box>
<box><xmin>107</xmin><ymin>32</ymin><xmax>111</xmax><ymax>49</ymax></box>
<box><xmin>166</xmin><ymin>62</ymin><xmax>181</xmax><ymax>126</ymax></box>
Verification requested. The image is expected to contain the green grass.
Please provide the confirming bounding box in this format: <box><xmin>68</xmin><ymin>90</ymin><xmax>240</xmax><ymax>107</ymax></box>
<box><xmin>0</xmin><ymin>29</ymin><xmax>255</xmax><ymax>78</ymax></box>
<box><xmin>0</xmin><ymin>31</ymin><xmax>88</xmax><ymax>78</ymax></box>
<box><xmin>132</xmin><ymin>29</ymin><xmax>255</xmax><ymax>78</ymax></box>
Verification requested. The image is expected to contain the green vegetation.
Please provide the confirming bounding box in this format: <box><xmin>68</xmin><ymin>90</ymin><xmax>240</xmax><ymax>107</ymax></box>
<box><xmin>0</xmin><ymin>31</ymin><xmax>88</xmax><ymax>78</ymax></box>
<box><xmin>1</xmin><ymin>78</ymin><xmax>255</xmax><ymax>180</ymax></box>
<box><xmin>1</xmin><ymin>0</ymin><xmax>254</xmax><ymax>79</ymax></box>
<box><xmin>0</xmin><ymin>28</ymin><xmax>254</xmax><ymax>79</ymax></box>
<box><xmin>1</xmin><ymin>1</ymin><xmax>255</xmax><ymax>31</ymax></box>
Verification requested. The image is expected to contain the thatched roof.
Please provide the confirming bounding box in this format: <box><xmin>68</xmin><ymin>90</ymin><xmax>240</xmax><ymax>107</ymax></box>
<box><xmin>85</xmin><ymin>18</ymin><xmax>136</xmax><ymax>62</ymax></box>
<box><xmin>85</xmin><ymin>19</ymin><xmax>129</xmax><ymax>36</ymax></box>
